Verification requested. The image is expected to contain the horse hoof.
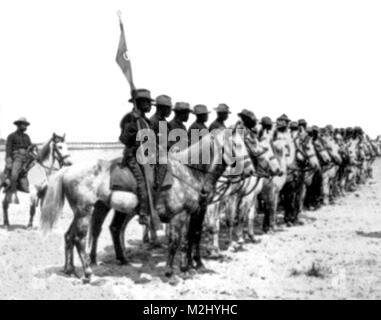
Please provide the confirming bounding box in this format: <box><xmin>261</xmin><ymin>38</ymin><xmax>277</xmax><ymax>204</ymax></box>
<box><xmin>179</xmin><ymin>271</ymin><xmax>193</xmax><ymax>280</ymax></box>
<box><xmin>164</xmin><ymin>268</ymin><xmax>174</xmax><ymax>278</ymax></box>
<box><xmin>63</xmin><ymin>268</ymin><xmax>79</xmax><ymax>278</ymax></box>
<box><xmin>248</xmin><ymin>237</ymin><xmax>261</xmax><ymax>244</ymax></box>
<box><xmin>207</xmin><ymin>250</ymin><xmax>222</xmax><ymax>260</ymax></box>
<box><xmin>82</xmin><ymin>276</ymin><xmax>91</xmax><ymax>284</ymax></box>
<box><xmin>117</xmin><ymin>258</ymin><xmax>128</xmax><ymax>266</ymax></box>
<box><xmin>27</xmin><ymin>224</ymin><xmax>33</xmax><ymax>230</ymax></box>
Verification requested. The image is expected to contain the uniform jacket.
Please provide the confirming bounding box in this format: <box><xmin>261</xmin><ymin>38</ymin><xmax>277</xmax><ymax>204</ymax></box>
<box><xmin>6</xmin><ymin>130</ymin><xmax>32</xmax><ymax>160</ymax></box>
<box><xmin>119</xmin><ymin>110</ymin><xmax>151</xmax><ymax>152</ymax></box>
<box><xmin>209</xmin><ymin>119</ymin><xmax>226</xmax><ymax>131</ymax></box>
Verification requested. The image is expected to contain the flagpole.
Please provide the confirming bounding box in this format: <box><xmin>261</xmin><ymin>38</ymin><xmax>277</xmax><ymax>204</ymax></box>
<box><xmin>115</xmin><ymin>11</ymin><xmax>161</xmax><ymax>231</ymax></box>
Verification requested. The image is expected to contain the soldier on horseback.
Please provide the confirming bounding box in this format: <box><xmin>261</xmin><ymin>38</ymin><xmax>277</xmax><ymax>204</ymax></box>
<box><xmin>188</xmin><ymin>104</ymin><xmax>210</xmax><ymax>144</ymax></box>
<box><xmin>119</xmin><ymin>89</ymin><xmax>154</xmax><ymax>227</ymax></box>
<box><xmin>209</xmin><ymin>103</ymin><xmax>230</xmax><ymax>131</ymax></box>
<box><xmin>150</xmin><ymin>94</ymin><xmax>172</xmax><ymax>191</ymax></box>
<box><xmin>168</xmin><ymin>102</ymin><xmax>191</xmax><ymax>151</ymax></box>
<box><xmin>4</xmin><ymin>117</ymin><xmax>34</xmax><ymax>204</ymax></box>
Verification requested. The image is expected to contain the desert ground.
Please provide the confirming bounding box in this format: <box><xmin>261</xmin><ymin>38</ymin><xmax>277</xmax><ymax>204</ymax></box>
<box><xmin>0</xmin><ymin>148</ymin><xmax>380</xmax><ymax>300</ymax></box>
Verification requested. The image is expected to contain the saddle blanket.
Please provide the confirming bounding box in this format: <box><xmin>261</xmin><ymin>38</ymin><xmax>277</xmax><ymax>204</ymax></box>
<box><xmin>110</xmin><ymin>158</ymin><xmax>172</xmax><ymax>192</ymax></box>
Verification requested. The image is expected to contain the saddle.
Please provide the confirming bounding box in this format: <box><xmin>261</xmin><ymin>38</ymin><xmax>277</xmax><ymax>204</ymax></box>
<box><xmin>110</xmin><ymin>158</ymin><xmax>173</xmax><ymax>193</ymax></box>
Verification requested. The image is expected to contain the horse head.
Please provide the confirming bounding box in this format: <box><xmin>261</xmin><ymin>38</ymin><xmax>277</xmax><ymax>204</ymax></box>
<box><xmin>322</xmin><ymin>135</ymin><xmax>342</xmax><ymax>165</ymax></box>
<box><xmin>313</xmin><ymin>137</ymin><xmax>331</xmax><ymax>165</ymax></box>
<box><xmin>51</xmin><ymin>133</ymin><xmax>72</xmax><ymax>167</ymax></box>
<box><xmin>297</xmin><ymin>135</ymin><xmax>320</xmax><ymax>171</ymax></box>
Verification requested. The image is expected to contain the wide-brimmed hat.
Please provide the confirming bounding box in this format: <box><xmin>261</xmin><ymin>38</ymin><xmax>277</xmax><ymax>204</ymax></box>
<box><xmin>14</xmin><ymin>117</ymin><xmax>30</xmax><ymax>126</ymax></box>
<box><xmin>173</xmin><ymin>102</ymin><xmax>191</xmax><ymax>112</ymax></box>
<box><xmin>154</xmin><ymin>95</ymin><xmax>172</xmax><ymax>108</ymax></box>
<box><xmin>193</xmin><ymin>104</ymin><xmax>210</xmax><ymax>115</ymax></box>
<box><xmin>260</xmin><ymin>116</ymin><xmax>272</xmax><ymax>126</ymax></box>
<box><xmin>298</xmin><ymin>119</ymin><xmax>307</xmax><ymax>126</ymax></box>
<box><xmin>289</xmin><ymin>121</ymin><xmax>298</xmax><ymax>130</ymax></box>
<box><xmin>238</xmin><ymin>109</ymin><xmax>257</xmax><ymax>122</ymax></box>
<box><xmin>278</xmin><ymin>113</ymin><xmax>291</xmax><ymax>123</ymax></box>
<box><xmin>312</xmin><ymin>125</ymin><xmax>320</xmax><ymax>132</ymax></box>
<box><xmin>215</xmin><ymin>103</ymin><xmax>231</xmax><ymax>113</ymax></box>
<box><xmin>276</xmin><ymin>119</ymin><xmax>288</xmax><ymax>129</ymax></box>
<box><xmin>128</xmin><ymin>88</ymin><xmax>154</xmax><ymax>103</ymax></box>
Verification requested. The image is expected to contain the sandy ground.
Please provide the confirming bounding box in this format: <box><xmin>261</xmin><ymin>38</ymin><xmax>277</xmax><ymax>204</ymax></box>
<box><xmin>0</xmin><ymin>158</ymin><xmax>381</xmax><ymax>300</ymax></box>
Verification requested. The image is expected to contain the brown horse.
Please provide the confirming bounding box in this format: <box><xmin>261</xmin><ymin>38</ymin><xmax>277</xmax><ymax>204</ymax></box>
<box><xmin>40</xmin><ymin>128</ymin><xmax>275</xmax><ymax>281</ymax></box>
<box><xmin>0</xmin><ymin>133</ymin><xmax>72</xmax><ymax>228</ymax></box>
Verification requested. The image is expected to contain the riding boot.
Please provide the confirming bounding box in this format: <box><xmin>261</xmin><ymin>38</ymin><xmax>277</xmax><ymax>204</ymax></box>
<box><xmin>123</xmin><ymin>155</ymin><xmax>150</xmax><ymax>227</ymax></box>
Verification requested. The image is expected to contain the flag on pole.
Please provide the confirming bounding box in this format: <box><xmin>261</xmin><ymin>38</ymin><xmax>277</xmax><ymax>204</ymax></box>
<box><xmin>116</xmin><ymin>13</ymin><xmax>135</xmax><ymax>91</ymax></box>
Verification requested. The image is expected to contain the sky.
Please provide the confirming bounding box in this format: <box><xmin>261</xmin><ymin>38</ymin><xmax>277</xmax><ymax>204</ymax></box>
<box><xmin>0</xmin><ymin>0</ymin><xmax>381</xmax><ymax>142</ymax></box>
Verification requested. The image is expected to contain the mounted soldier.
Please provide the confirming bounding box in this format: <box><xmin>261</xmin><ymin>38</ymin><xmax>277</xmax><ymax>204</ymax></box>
<box><xmin>188</xmin><ymin>104</ymin><xmax>210</xmax><ymax>144</ymax></box>
<box><xmin>289</xmin><ymin>121</ymin><xmax>299</xmax><ymax>139</ymax></box>
<box><xmin>298</xmin><ymin>119</ymin><xmax>308</xmax><ymax>139</ymax></box>
<box><xmin>259</xmin><ymin>116</ymin><xmax>273</xmax><ymax>142</ymax></box>
<box><xmin>150</xmin><ymin>94</ymin><xmax>172</xmax><ymax>191</ymax></box>
<box><xmin>209</xmin><ymin>103</ymin><xmax>231</xmax><ymax>131</ymax></box>
<box><xmin>168</xmin><ymin>102</ymin><xmax>191</xmax><ymax>151</ymax></box>
<box><xmin>119</xmin><ymin>88</ymin><xmax>154</xmax><ymax>227</ymax></box>
<box><xmin>4</xmin><ymin>117</ymin><xmax>34</xmax><ymax>204</ymax></box>
<box><xmin>236</xmin><ymin>109</ymin><xmax>261</xmax><ymax>162</ymax></box>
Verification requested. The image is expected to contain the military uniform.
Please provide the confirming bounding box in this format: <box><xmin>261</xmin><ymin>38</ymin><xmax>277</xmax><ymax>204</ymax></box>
<box><xmin>119</xmin><ymin>89</ymin><xmax>153</xmax><ymax>224</ymax></box>
<box><xmin>209</xmin><ymin>119</ymin><xmax>226</xmax><ymax>131</ymax></box>
<box><xmin>169</xmin><ymin>118</ymin><xmax>186</xmax><ymax>131</ymax></box>
<box><xmin>150</xmin><ymin>95</ymin><xmax>172</xmax><ymax>191</ymax></box>
<box><xmin>209</xmin><ymin>103</ymin><xmax>230</xmax><ymax>131</ymax></box>
<box><xmin>168</xmin><ymin>102</ymin><xmax>191</xmax><ymax>151</ymax></box>
<box><xmin>5</xmin><ymin>118</ymin><xmax>32</xmax><ymax>195</ymax></box>
<box><xmin>237</xmin><ymin>109</ymin><xmax>260</xmax><ymax>161</ymax></box>
<box><xmin>188</xmin><ymin>104</ymin><xmax>210</xmax><ymax>144</ymax></box>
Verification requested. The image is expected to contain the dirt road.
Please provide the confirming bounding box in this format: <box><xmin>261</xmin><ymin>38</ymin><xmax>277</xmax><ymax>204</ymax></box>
<box><xmin>1</xmin><ymin>160</ymin><xmax>381</xmax><ymax>299</ymax></box>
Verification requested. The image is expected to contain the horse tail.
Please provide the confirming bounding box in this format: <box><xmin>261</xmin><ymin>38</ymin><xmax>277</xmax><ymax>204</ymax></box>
<box><xmin>40</xmin><ymin>169</ymin><xmax>66</xmax><ymax>233</ymax></box>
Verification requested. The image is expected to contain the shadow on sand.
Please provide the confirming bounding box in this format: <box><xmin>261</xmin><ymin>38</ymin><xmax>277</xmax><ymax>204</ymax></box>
<box><xmin>356</xmin><ymin>231</ymin><xmax>381</xmax><ymax>239</ymax></box>
<box><xmin>0</xmin><ymin>224</ymin><xmax>29</xmax><ymax>232</ymax></box>
<box><xmin>39</xmin><ymin>234</ymin><xmax>216</xmax><ymax>284</ymax></box>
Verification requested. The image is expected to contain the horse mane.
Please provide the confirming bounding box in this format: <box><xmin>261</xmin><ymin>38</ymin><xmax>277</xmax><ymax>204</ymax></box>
<box><xmin>37</xmin><ymin>139</ymin><xmax>52</xmax><ymax>163</ymax></box>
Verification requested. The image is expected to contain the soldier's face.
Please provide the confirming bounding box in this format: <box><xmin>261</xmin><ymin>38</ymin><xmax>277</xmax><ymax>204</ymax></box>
<box><xmin>18</xmin><ymin>124</ymin><xmax>28</xmax><ymax>132</ymax></box>
<box><xmin>198</xmin><ymin>113</ymin><xmax>208</xmax><ymax>123</ymax></box>
<box><xmin>162</xmin><ymin>106</ymin><xmax>172</xmax><ymax>118</ymax></box>
<box><xmin>137</xmin><ymin>99</ymin><xmax>152</xmax><ymax>113</ymax></box>
<box><xmin>217</xmin><ymin>112</ymin><xmax>229</xmax><ymax>121</ymax></box>
<box><xmin>177</xmin><ymin>110</ymin><xmax>190</xmax><ymax>122</ymax></box>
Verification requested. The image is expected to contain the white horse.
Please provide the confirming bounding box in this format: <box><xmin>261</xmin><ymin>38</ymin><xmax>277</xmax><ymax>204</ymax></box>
<box><xmin>0</xmin><ymin>133</ymin><xmax>72</xmax><ymax>228</ymax></box>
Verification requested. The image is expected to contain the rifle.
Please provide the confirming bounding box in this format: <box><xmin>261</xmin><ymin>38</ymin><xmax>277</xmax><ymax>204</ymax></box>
<box><xmin>116</xmin><ymin>11</ymin><xmax>161</xmax><ymax>231</ymax></box>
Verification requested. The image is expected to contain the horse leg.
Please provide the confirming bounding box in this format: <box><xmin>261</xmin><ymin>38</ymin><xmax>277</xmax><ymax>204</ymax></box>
<box><xmin>247</xmin><ymin>197</ymin><xmax>258</xmax><ymax>242</ymax></box>
<box><xmin>27</xmin><ymin>194</ymin><xmax>37</xmax><ymax>229</ymax></box>
<box><xmin>109</xmin><ymin>210</ymin><xmax>132</xmax><ymax>265</ymax></box>
<box><xmin>64</xmin><ymin>221</ymin><xmax>76</xmax><ymax>276</ymax></box>
<box><xmin>322</xmin><ymin>173</ymin><xmax>330</xmax><ymax>205</ymax></box>
<box><xmin>73</xmin><ymin>214</ymin><xmax>93</xmax><ymax>282</ymax></box>
<box><xmin>89</xmin><ymin>201</ymin><xmax>110</xmax><ymax>265</ymax></box>
<box><xmin>192</xmin><ymin>205</ymin><xmax>207</xmax><ymax>270</ymax></box>
<box><xmin>165</xmin><ymin>214</ymin><xmax>182</xmax><ymax>277</ymax></box>
<box><xmin>142</xmin><ymin>226</ymin><xmax>150</xmax><ymax>243</ymax></box>
<box><xmin>2</xmin><ymin>196</ymin><xmax>10</xmax><ymax>227</ymax></box>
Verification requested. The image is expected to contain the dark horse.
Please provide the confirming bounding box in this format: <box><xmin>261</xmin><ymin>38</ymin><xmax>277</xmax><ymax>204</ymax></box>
<box><xmin>40</xmin><ymin>128</ymin><xmax>278</xmax><ymax>282</ymax></box>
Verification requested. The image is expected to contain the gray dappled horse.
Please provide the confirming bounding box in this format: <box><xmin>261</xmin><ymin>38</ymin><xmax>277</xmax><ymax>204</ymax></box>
<box><xmin>0</xmin><ymin>133</ymin><xmax>72</xmax><ymax>228</ymax></box>
<box><xmin>40</xmin><ymin>128</ymin><xmax>276</xmax><ymax>281</ymax></box>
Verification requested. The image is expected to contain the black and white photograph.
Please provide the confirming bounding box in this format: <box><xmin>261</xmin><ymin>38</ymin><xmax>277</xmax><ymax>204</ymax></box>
<box><xmin>0</xmin><ymin>0</ymin><xmax>381</xmax><ymax>302</ymax></box>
